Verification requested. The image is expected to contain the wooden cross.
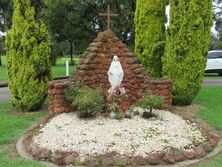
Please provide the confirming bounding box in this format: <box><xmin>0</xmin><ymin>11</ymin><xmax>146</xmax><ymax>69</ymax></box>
<box><xmin>99</xmin><ymin>4</ymin><xmax>118</xmax><ymax>30</ymax></box>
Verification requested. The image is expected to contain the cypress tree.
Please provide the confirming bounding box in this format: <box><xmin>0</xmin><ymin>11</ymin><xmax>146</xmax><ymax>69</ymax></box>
<box><xmin>162</xmin><ymin>0</ymin><xmax>212</xmax><ymax>105</ymax></box>
<box><xmin>6</xmin><ymin>0</ymin><xmax>52</xmax><ymax>111</ymax></box>
<box><xmin>135</xmin><ymin>0</ymin><xmax>167</xmax><ymax>77</ymax></box>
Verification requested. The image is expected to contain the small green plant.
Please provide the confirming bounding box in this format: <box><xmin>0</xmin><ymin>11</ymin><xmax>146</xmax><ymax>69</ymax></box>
<box><xmin>114</xmin><ymin>112</ymin><xmax>124</xmax><ymax>120</ymax></box>
<box><xmin>108</xmin><ymin>102</ymin><xmax>119</xmax><ymax>113</ymax></box>
<box><xmin>64</xmin><ymin>82</ymin><xmax>84</xmax><ymax>102</ymax></box>
<box><xmin>137</xmin><ymin>93</ymin><xmax>164</xmax><ymax>117</ymax></box>
<box><xmin>129</xmin><ymin>105</ymin><xmax>140</xmax><ymax>115</ymax></box>
<box><xmin>65</xmin><ymin>83</ymin><xmax>104</xmax><ymax>118</ymax></box>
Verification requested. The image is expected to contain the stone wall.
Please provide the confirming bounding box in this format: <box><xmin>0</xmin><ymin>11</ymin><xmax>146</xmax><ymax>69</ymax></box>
<box><xmin>74</xmin><ymin>30</ymin><xmax>172</xmax><ymax>110</ymax></box>
<box><xmin>48</xmin><ymin>78</ymin><xmax>172</xmax><ymax>114</ymax></box>
<box><xmin>48</xmin><ymin>30</ymin><xmax>172</xmax><ymax>114</ymax></box>
<box><xmin>48</xmin><ymin>79</ymin><xmax>73</xmax><ymax>114</ymax></box>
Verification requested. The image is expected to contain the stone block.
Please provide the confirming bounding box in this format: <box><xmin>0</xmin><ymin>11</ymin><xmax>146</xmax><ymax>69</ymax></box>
<box><xmin>209</xmin><ymin>132</ymin><xmax>220</xmax><ymax>141</ymax></box>
<box><xmin>147</xmin><ymin>153</ymin><xmax>162</xmax><ymax>165</ymax></box>
<box><xmin>193</xmin><ymin>146</ymin><xmax>206</xmax><ymax>158</ymax></box>
<box><xmin>132</xmin><ymin>155</ymin><xmax>147</xmax><ymax>166</ymax></box>
<box><xmin>163</xmin><ymin>153</ymin><xmax>175</xmax><ymax>164</ymax></box>
<box><xmin>210</xmin><ymin>138</ymin><xmax>218</xmax><ymax>147</ymax></box>
<box><xmin>55</xmin><ymin>84</ymin><xmax>63</xmax><ymax>89</ymax></box>
<box><xmin>174</xmin><ymin>151</ymin><xmax>186</xmax><ymax>162</ymax></box>
<box><xmin>184</xmin><ymin>150</ymin><xmax>196</xmax><ymax>159</ymax></box>
<box><xmin>201</xmin><ymin>142</ymin><xmax>214</xmax><ymax>153</ymax></box>
<box><xmin>119</xmin><ymin>102</ymin><xmax>130</xmax><ymax>111</ymax></box>
<box><xmin>130</xmin><ymin>64</ymin><xmax>140</xmax><ymax>70</ymax></box>
<box><xmin>101</xmin><ymin>158</ymin><xmax>115</xmax><ymax>167</ymax></box>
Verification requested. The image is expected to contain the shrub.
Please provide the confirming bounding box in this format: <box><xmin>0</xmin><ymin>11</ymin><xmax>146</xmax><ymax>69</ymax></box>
<box><xmin>6</xmin><ymin>0</ymin><xmax>52</xmax><ymax>111</ymax></box>
<box><xmin>162</xmin><ymin>0</ymin><xmax>212</xmax><ymax>105</ymax></box>
<box><xmin>129</xmin><ymin>105</ymin><xmax>140</xmax><ymax>115</ymax></box>
<box><xmin>137</xmin><ymin>93</ymin><xmax>164</xmax><ymax>116</ymax></box>
<box><xmin>134</xmin><ymin>0</ymin><xmax>167</xmax><ymax>77</ymax></box>
<box><xmin>114</xmin><ymin>112</ymin><xmax>124</xmax><ymax>120</ymax></box>
<box><xmin>65</xmin><ymin>84</ymin><xmax>104</xmax><ymax>118</ymax></box>
<box><xmin>64</xmin><ymin>82</ymin><xmax>84</xmax><ymax>102</ymax></box>
<box><xmin>108</xmin><ymin>102</ymin><xmax>119</xmax><ymax>113</ymax></box>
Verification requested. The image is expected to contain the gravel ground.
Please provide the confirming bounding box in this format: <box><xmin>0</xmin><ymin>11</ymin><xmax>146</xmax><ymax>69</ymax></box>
<box><xmin>32</xmin><ymin>108</ymin><xmax>207</xmax><ymax>160</ymax></box>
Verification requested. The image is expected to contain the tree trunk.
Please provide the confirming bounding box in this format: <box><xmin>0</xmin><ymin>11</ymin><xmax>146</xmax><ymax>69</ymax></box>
<box><xmin>69</xmin><ymin>41</ymin><xmax>74</xmax><ymax>65</ymax></box>
<box><xmin>150</xmin><ymin>108</ymin><xmax>153</xmax><ymax>116</ymax></box>
<box><xmin>50</xmin><ymin>44</ymin><xmax>56</xmax><ymax>66</ymax></box>
<box><xmin>0</xmin><ymin>56</ymin><xmax>2</xmax><ymax>66</ymax></box>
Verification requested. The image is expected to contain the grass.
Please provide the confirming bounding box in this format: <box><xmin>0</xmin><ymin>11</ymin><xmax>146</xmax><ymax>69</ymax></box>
<box><xmin>194</xmin><ymin>87</ymin><xmax>222</xmax><ymax>130</ymax></box>
<box><xmin>0</xmin><ymin>102</ymin><xmax>46</xmax><ymax>167</ymax></box>
<box><xmin>52</xmin><ymin>57</ymin><xmax>79</xmax><ymax>78</ymax></box>
<box><xmin>0</xmin><ymin>66</ymin><xmax>7</xmax><ymax>81</ymax></box>
<box><xmin>0</xmin><ymin>55</ymin><xmax>80</xmax><ymax>81</ymax></box>
<box><xmin>0</xmin><ymin>150</ymin><xmax>46</xmax><ymax>167</ymax></box>
<box><xmin>0</xmin><ymin>103</ymin><xmax>46</xmax><ymax>144</ymax></box>
<box><xmin>194</xmin><ymin>87</ymin><xmax>222</xmax><ymax>167</ymax></box>
<box><xmin>0</xmin><ymin>87</ymin><xmax>222</xmax><ymax>166</ymax></box>
<box><xmin>0</xmin><ymin>56</ymin><xmax>7</xmax><ymax>81</ymax></box>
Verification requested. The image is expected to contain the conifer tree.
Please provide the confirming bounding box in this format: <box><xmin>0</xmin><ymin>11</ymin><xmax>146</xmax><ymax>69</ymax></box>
<box><xmin>6</xmin><ymin>0</ymin><xmax>52</xmax><ymax>111</ymax></box>
<box><xmin>162</xmin><ymin>0</ymin><xmax>212</xmax><ymax>105</ymax></box>
<box><xmin>134</xmin><ymin>0</ymin><xmax>167</xmax><ymax>77</ymax></box>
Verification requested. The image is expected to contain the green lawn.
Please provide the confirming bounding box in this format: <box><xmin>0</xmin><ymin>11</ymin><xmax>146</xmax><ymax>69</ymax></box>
<box><xmin>0</xmin><ymin>87</ymin><xmax>222</xmax><ymax>167</ymax></box>
<box><xmin>0</xmin><ymin>102</ymin><xmax>46</xmax><ymax>167</ymax></box>
<box><xmin>0</xmin><ymin>56</ymin><xmax>7</xmax><ymax>80</ymax></box>
<box><xmin>52</xmin><ymin>57</ymin><xmax>79</xmax><ymax>78</ymax></box>
<box><xmin>0</xmin><ymin>66</ymin><xmax>7</xmax><ymax>81</ymax></box>
<box><xmin>193</xmin><ymin>87</ymin><xmax>222</xmax><ymax>167</ymax></box>
<box><xmin>0</xmin><ymin>150</ymin><xmax>46</xmax><ymax>167</ymax></box>
<box><xmin>195</xmin><ymin>87</ymin><xmax>222</xmax><ymax>130</ymax></box>
<box><xmin>0</xmin><ymin>56</ymin><xmax>80</xmax><ymax>82</ymax></box>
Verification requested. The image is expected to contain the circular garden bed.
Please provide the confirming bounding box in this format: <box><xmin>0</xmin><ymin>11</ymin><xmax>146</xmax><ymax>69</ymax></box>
<box><xmin>22</xmin><ymin>108</ymin><xmax>220</xmax><ymax>166</ymax></box>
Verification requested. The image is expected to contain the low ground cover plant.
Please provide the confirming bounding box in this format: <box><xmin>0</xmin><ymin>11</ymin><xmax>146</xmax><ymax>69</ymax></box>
<box><xmin>65</xmin><ymin>82</ymin><xmax>104</xmax><ymax>118</ymax></box>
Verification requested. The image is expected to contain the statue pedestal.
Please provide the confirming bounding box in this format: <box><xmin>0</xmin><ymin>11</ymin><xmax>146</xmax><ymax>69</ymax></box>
<box><xmin>106</xmin><ymin>92</ymin><xmax>131</xmax><ymax>113</ymax></box>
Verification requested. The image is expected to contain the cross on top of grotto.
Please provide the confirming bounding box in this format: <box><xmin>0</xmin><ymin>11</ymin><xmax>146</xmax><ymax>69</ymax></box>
<box><xmin>99</xmin><ymin>4</ymin><xmax>118</xmax><ymax>30</ymax></box>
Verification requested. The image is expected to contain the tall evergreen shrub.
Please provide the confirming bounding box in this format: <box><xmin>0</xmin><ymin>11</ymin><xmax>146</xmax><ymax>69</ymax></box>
<box><xmin>135</xmin><ymin>0</ymin><xmax>167</xmax><ymax>77</ymax></box>
<box><xmin>162</xmin><ymin>0</ymin><xmax>212</xmax><ymax>105</ymax></box>
<box><xmin>6</xmin><ymin>0</ymin><xmax>52</xmax><ymax>111</ymax></box>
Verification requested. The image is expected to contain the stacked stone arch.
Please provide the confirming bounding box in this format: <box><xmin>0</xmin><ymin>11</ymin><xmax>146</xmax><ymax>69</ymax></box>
<box><xmin>48</xmin><ymin>30</ymin><xmax>172</xmax><ymax>114</ymax></box>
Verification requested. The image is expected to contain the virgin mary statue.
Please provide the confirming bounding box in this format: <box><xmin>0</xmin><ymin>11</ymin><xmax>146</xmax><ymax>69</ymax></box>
<box><xmin>108</xmin><ymin>55</ymin><xmax>124</xmax><ymax>89</ymax></box>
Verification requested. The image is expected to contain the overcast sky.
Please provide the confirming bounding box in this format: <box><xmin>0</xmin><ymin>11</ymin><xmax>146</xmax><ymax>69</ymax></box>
<box><xmin>0</xmin><ymin>31</ymin><xmax>5</xmax><ymax>36</ymax></box>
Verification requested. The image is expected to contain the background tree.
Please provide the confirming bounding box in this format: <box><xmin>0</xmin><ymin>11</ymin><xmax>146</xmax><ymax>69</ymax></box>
<box><xmin>0</xmin><ymin>0</ymin><xmax>13</xmax><ymax>31</ymax></box>
<box><xmin>6</xmin><ymin>0</ymin><xmax>52</xmax><ymax>111</ymax></box>
<box><xmin>162</xmin><ymin>0</ymin><xmax>212</xmax><ymax>105</ymax></box>
<box><xmin>42</xmin><ymin>0</ymin><xmax>136</xmax><ymax>65</ymax></box>
<box><xmin>210</xmin><ymin>0</ymin><xmax>222</xmax><ymax>49</ymax></box>
<box><xmin>0</xmin><ymin>0</ymin><xmax>13</xmax><ymax>66</ymax></box>
<box><xmin>0</xmin><ymin>36</ymin><xmax>5</xmax><ymax>56</ymax></box>
<box><xmin>134</xmin><ymin>0</ymin><xmax>167</xmax><ymax>77</ymax></box>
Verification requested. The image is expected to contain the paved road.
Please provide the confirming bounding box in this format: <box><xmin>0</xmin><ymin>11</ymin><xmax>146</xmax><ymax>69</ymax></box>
<box><xmin>0</xmin><ymin>87</ymin><xmax>11</xmax><ymax>103</ymax></box>
<box><xmin>0</xmin><ymin>76</ymin><xmax>221</xmax><ymax>104</ymax></box>
<box><xmin>202</xmin><ymin>76</ymin><xmax>222</xmax><ymax>87</ymax></box>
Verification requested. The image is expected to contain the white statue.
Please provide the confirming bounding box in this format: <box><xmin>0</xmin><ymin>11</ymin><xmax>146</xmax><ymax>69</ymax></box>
<box><xmin>108</xmin><ymin>55</ymin><xmax>124</xmax><ymax>90</ymax></box>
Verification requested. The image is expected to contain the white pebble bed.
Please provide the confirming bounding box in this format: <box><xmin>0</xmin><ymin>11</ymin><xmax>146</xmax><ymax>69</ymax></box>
<box><xmin>32</xmin><ymin>108</ymin><xmax>207</xmax><ymax>159</ymax></box>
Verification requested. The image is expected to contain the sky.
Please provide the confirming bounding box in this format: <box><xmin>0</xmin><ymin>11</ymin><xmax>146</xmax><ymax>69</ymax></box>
<box><xmin>0</xmin><ymin>31</ymin><xmax>5</xmax><ymax>36</ymax></box>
